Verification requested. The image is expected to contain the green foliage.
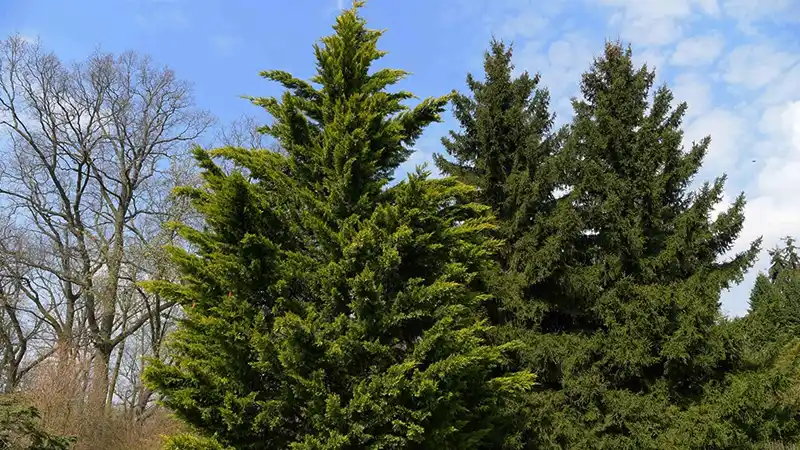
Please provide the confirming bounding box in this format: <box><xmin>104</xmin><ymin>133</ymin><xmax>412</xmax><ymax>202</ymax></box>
<box><xmin>768</xmin><ymin>237</ymin><xmax>800</xmax><ymax>283</ymax></box>
<box><xmin>144</xmin><ymin>3</ymin><xmax>533</xmax><ymax>448</ymax></box>
<box><xmin>434</xmin><ymin>39</ymin><xmax>567</xmax><ymax>326</ymax></box>
<box><xmin>738</xmin><ymin>237</ymin><xmax>800</xmax><ymax>367</ymax></box>
<box><xmin>0</xmin><ymin>395</ymin><xmax>74</xmax><ymax>450</ymax></box>
<box><xmin>136</xmin><ymin>4</ymin><xmax>800</xmax><ymax>447</ymax></box>
<box><xmin>434</xmin><ymin>39</ymin><xmax>564</xmax><ymax>235</ymax></box>
<box><xmin>162</xmin><ymin>434</ymin><xmax>231</xmax><ymax>450</ymax></box>
<box><xmin>437</xmin><ymin>38</ymin><xmax>791</xmax><ymax>448</ymax></box>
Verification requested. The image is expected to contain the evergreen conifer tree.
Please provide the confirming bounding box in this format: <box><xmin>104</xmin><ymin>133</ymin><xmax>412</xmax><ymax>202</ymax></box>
<box><xmin>434</xmin><ymin>39</ymin><xmax>567</xmax><ymax>326</ymax></box>
<box><xmin>711</xmin><ymin>237</ymin><xmax>800</xmax><ymax>447</ymax></box>
<box><xmin>768</xmin><ymin>236</ymin><xmax>800</xmax><ymax>283</ymax></box>
<box><xmin>143</xmin><ymin>3</ymin><xmax>533</xmax><ymax>448</ymax></box>
<box><xmin>545</xmin><ymin>41</ymin><xmax>760</xmax><ymax>392</ymax></box>
<box><xmin>440</xmin><ymin>40</ymin><xmax>766</xmax><ymax>447</ymax></box>
<box><xmin>741</xmin><ymin>237</ymin><xmax>800</xmax><ymax>364</ymax></box>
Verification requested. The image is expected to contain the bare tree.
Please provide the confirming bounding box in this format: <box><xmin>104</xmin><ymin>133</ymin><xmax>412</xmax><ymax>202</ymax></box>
<box><xmin>0</xmin><ymin>35</ymin><xmax>213</xmax><ymax>407</ymax></box>
<box><xmin>217</xmin><ymin>114</ymin><xmax>267</xmax><ymax>149</ymax></box>
<box><xmin>0</xmin><ymin>276</ymin><xmax>30</xmax><ymax>393</ymax></box>
<box><xmin>216</xmin><ymin>113</ymin><xmax>284</xmax><ymax>153</ymax></box>
<box><xmin>0</xmin><ymin>219</ymin><xmax>56</xmax><ymax>392</ymax></box>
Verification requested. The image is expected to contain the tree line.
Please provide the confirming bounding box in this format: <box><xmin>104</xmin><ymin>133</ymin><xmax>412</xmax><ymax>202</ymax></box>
<box><xmin>3</xmin><ymin>2</ymin><xmax>800</xmax><ymax>449</ymax></box>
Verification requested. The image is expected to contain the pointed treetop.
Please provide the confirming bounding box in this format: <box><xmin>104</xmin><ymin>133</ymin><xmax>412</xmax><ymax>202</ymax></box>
<box><xmin>435</xmin><ymin>37</ymin><xmax>558</xmax><ymax>217</ymax></box>
<box><xmin>768</xmin><ymin>236</ymin><xmax>800</xmax><ymax>282</ymax></box>
<box><xmin>251</xmin><ymin>0</ymin><xmax>448</xmax><ymax>220</ymax></box>
<box><xmin>577</xmin><ymin>40</ymin><xmax>655</xmax><ymax>124</ymax></box>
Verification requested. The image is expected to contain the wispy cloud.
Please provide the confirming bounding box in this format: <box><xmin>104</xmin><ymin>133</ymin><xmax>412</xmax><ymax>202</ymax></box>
<box><xmin>130</xmin><ymin>0</ymin><xmax>189</xmax><ymax>32</ymax></box>
<box><xmin>209</xmin><ymin>35</ymin><xmax>242</xmax><ymax>56</ymax></box>
<box><xmin>721</xmin><ymin>43</ymin><xmax>798</xmax><ymax>89</ymax></box>
<box><xmin>670</xmin><ymin>31</ymin><xmax>725</xmax><ymax>66</ymax></box>
<box><xmin>17</xmin><ymin>34</ymin><xmax>37</xmax><ymax>44</ymax></box>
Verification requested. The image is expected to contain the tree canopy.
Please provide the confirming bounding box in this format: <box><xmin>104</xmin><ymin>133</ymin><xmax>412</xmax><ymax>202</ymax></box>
<box><xmin>3</xmin><ymin>2</ymin><xmax>800</xmax><ymax>450</ymax></box>
<box><xmin>436</xmin><ymin>38</ymin><xmax>796</xmax><ymax>448</ymax></box>
<box><xmin>143</xmin><ymin>3</ymin><xmax>533</xmax><ymax>448</ymax></box>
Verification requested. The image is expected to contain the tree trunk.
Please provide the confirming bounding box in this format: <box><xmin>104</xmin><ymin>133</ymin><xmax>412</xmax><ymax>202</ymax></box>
<box><xmin>89</xmin><ymin>345</ymin><xmax>111</xmax><ymax>413</ymax></box>
<box><xmin>106</xmin><ymin>339</ymin><xmax>126</xmax><ymax>408</ymax></box>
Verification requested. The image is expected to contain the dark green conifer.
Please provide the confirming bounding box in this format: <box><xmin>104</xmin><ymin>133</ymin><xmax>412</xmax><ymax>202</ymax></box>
<box><xmin>546</xmin><ymin>41</ymin><xmax>760</xmax><ymax>390</ymax></box>
<box><xmin>434</xmin><ymin>39</ymin><xmax>567</xmax><ymax>326</ymax></box>
<box><xmin>741</xmin><ymin>237</ymin><xmax>800</xmax><ymax>364</ymax></box>
<box><xmin>440</xmin><ymin>39</ymin><xmax>766</xmax><ymax>447</ymax></box>
<box><xmin>768</xmin><ymin>236</ymin><xmax>800</xmax><ymax>283</ymax></box>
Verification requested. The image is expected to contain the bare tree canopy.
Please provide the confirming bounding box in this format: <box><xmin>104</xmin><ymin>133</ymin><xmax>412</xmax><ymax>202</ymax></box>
<box><xmin>0</xmin><ymin>34</ymin><xmax>213</xmax><ymax>407</ymax></box>
<box><xmin>216</xmin><ymin>113</ymin><xmax>284</xmax><ymax>153</ymax></box>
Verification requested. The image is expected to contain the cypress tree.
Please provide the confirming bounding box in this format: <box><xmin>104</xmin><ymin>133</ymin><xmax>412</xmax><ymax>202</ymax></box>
<box><xmin>143</xmin><ymin>3</ymin><xmax>533</xmax><ymax>448</ymax></box>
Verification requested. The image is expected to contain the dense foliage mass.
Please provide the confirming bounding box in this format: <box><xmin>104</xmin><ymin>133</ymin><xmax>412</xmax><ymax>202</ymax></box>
<box><xmin>143</xmin><ymin>3</ymin><xmax>533</xmax><ymax>448</ymax></box>
<box><xmin>436</xmin><ymin>37</ymin><xmax>800</xmax><ymax>448</ymax></box>
<box><xmin>5</xmin><ymin>2</ymin><xmax>800</xmax><ymax>450</ymax></box>
<box><xmin>0</xmin><ymin>396</ymin><xmax>74</xmax><ymax>450</ymax></box>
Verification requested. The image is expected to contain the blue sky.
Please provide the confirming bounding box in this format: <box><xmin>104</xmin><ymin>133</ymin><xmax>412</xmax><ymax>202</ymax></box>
<box><xmin>2</xmin><ymin>0</ymin><xmax>799</xmax><ymax>316</ymax></box>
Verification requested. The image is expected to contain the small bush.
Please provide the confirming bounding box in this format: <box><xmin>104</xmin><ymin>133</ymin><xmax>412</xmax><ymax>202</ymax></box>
<box><xmin>162</xmin><ymin>434</ymin><xmax>230</xmax><ymax>450</ymax></box>
<box><xmin>0</xmin><ymin>394</ymin><xmax>75</xmax><ymax>450</ymax></box>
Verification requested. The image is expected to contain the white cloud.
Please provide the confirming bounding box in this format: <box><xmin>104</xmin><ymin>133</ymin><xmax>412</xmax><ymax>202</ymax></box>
<box><xmin>756</xmin><ymin>104</ymin><xmax>800</xmax><ymax>196</ymax></box>
<box><xmin>758</xmin><ymin>104</ymin><xmax>789</xmax><ymax>135</ymax></box>
<box><xmin>496</xmin><ymin>11</ymin><xmax>549</xmax><ymax>40</ymax></box>
<box><xmin>721</xmin><ymin>0</ymin><xmax>800</xmax><ymax>32</ymax></box>
<box><xmin>672</xmin><ymin>73</ymin><xmax>713</xmax><ymax>118</ymax></box>
<box><xmin>513</xmin><ymin>34</ymin><xmax>594</xmax><ymax>124</ymax></box>
<box><xmin>632</xmin><ymin>47</ymin><xmax>668</xmax><ymax>72</ymax></box>
<box><xmin>446</xmin><ymin>0</ymin><xmax>565</xmax><ymax>36</ymax></box>
<box><xmin>597</xmin><ymin>0</ymin><xmax>720</xmax><ymax>46</ymax></box>
<box><xmin>210</xmin><ymin>35</ymin><xmax>242</xmax><ymax>56</ymax></box>
<box><xmin>722</xmin><ymin>0</ymin><xmax>793</xmax><ymax>17</ymax></box>
<box><xmin>515</xmin><ymin>31</ymin><xmax>595</xmax><ymax>112</ymax></box>
<box><xmin>696</xmin><ymin>0</ymin><xmax>722</xmax><ymax>15</ymax></box>
<box><xmin>17</xmin><ymin>34</ymin><xmax>37</xmax><ymax>44</ymax></box>
<box><xmin>783</xmin><ymin>102</ymin><xmax>800</xmax><ymax>150</ymax></box>
<box><xmin>670</xmin><ymin>32</ymin><xmax>725</xmax><ymax>66</ymax></box>
<box><xmin>711</xmin><ymin>192</ymin><xmax>731</xmax><ymax>220</ymax></box>
<box><xmin>721</xmin><ymin>44</ymin><xmax>798</xmax><ymax>89</ymax></box>
<box><xmin>624</xmin><ymin>19</ymin><xmax>684</xmax><ymax>47</ymax></box>
<box><xmin>684</xmin><ymin>107</ymin><xmax>748</xmax><ymax>170</ymax></box>
<box><xmin>723</xmin><ymin>100</ymin><xmax>800</xmax><ymax>315</ymax></box>
<box><xmin>760</xmin><ymin>62</ymin><xmax>800</xmax><ymax>106</ymax></box>
<box><xmin>599</xmin><ymin>0</ymin><xmax>693</xmax><ymax>20</ymax></box>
